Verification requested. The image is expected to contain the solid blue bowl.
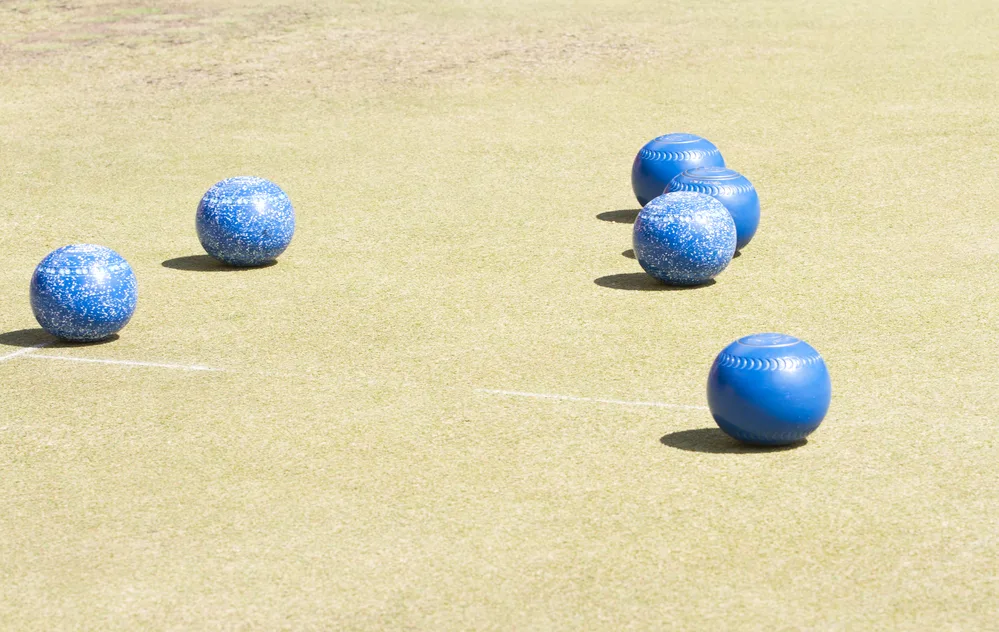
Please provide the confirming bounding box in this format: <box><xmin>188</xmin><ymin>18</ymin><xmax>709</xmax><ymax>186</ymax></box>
<box><xmin>631</xmin><ymin>133</ymin><xmax>725</xmax><ymax>207</ymax></box>
<box><xmin>197</xmin><ymin>176</ymin><xmax>295</xmax><ymax>267</ymax></box>
<box><xmin>667</xmin><ymin>166</ymin><xmax>760</xmax><ymax>251</ymax></box>
<box><xmin>633</xmin><ymin>191</ymin><xmax>736</xmax><ymax>286</ymax></box>
<box><xmin>707</xmin><ymin>333</ymin><xmax>831</xmax><ymax>445</ymax></box>
<box><xmin>30</xmin><ymin>244</ymin><xmax>138</xmax><ymax>342</ymax></box>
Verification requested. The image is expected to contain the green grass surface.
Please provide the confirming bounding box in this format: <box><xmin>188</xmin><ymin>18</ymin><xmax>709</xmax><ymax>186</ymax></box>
<box><xmin>2</xmin><ymin>0</ymin><xmax>998</xmax><ymax>628</ymax></box>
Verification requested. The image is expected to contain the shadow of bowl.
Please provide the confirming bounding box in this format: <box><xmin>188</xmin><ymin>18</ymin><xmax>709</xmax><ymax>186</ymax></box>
<box><xmin>596</xmin><ymin>209</ymin><xmax>641</xmax><ymax>224</ymax></box>
<box><xmin>162</xmin><ymin>255</ymin><xmax>278</xmax><ymax>272</ymax></box>
<box><xmin>660</xmin><ymin>428</ymin><xmax>807</xmax><ymax>454</ymax></box>
<box><xmin>594</xmin><ymin>273</ymin><xmax>715</xmax><ymax>292</ymax></box>
<box><xmin>0</xmin><ymin>327</ymin><xmax>119</xmax><ymax>348</ymax></box>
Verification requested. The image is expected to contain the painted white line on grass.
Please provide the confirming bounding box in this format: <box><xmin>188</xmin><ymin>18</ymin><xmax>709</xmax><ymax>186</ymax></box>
<box><xmin>27</xmin><ymin>354</ymin><xmax>222</xmax><ymax>372</ymax></box>
<box><xmin>0</xmin><ymin>342</ymin><xmax>52</xmax><ymax>363</ymax></box>
<box><xmin>475</xmin><ymin>388</ymin><xmax>708</xmax><ymax>411</ymax></box>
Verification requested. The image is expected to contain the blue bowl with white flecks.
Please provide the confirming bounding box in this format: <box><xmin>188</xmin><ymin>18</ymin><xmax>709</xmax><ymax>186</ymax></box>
<box><xmin>30</xmin><ymin>244</ymin><xmax>138</xmax><ymax>342</ymax></box>
<box><xmin>667</xmin><ymin>166</ymin><xmax>760</xmax><ymax>251</ymax></box>
<box><xmin>196</xmin><ymin>176</ymin><xmax>295</xmax><ymax>267</ymax></box>
<box><xmin>632</xmin><ymin>191</ymin><xmax>736</xmax><ymax>286</ymax></box>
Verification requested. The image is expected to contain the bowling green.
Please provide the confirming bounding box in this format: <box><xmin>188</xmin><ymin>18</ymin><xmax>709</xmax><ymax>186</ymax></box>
<box><xmin>1</xmin><ymin>0</ymin><xmax>996</xmax><ymax>628</ymax></box>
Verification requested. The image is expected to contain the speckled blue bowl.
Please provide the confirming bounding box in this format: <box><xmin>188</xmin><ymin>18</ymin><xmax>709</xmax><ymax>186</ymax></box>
<box><xmin>196</xmin><ymin>176</ymin><xmax>295</xmax><ymax>267</ymax></box>
<box><xmin>633</xmin><ymin>191</ymin><xmax>736</xmax><ymax>286</ymax></box>
<box><xmin>631</xmin><ymin>133</ymin><xmax>725</xmax><ymax>207</ymax></box>
<box><xmin>667</xmin><ymin>166</ymin><xmax>760</xmax><ymax>251</ymax></box>
<box><xmin>30</xmin><ymin>244</ymin><xmax>138</xmax><ymax>342</ymax></box>
<box><xmin>707</xmin><ymin>333</ymin><xmax>831</xmax><ymax>445</ymax></box>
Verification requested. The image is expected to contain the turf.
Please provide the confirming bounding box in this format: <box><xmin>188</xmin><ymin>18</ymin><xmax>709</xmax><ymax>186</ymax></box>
<box><xmin>1</xmin><ymin>0</ymin><xmax>998</xmax><ymax>628</ymax></box>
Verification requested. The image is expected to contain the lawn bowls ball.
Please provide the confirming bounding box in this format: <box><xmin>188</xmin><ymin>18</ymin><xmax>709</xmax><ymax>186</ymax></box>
<box><xmin>666</xmin><ymin>166</ymin><xmax>760</xmax><ymax>251</ymax></box>
<box><xmin>196</xmin><ymin>176</ymin><xmax>295</xmax><ymax>267</ymax></box>
<box><xmin>707</xmin><ymin>333</ymin><xmax>831</xmax><ymax>446</ymax></box>
<box><xmin>632</xmin><ymin>191</ymin><xmax>736</xmax><ymax>286</ymax></box>
<box><xmin>631</xmin><ymin>133</ymin><xmax>725</xmax><ymax>207</ymax></box>
<box><xmin>30</xmin><ymin>244</ymin><xmax>138</xmax><ymax>342</ymax></box>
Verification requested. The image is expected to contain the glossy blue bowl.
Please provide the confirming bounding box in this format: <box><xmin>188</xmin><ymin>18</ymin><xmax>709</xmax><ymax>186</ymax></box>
<box><xmin>707</xmin><ymin>333</ymin><xmax>831</xmax><ymax>445</ymax></box>
<box><xmin>631</xmin><ymin>133</ymin><xmax>725</xmax><ymax>207</ymax></box>
<box><xmin>30</xmin><ymin>244</ymin><xmax>138</xmax><ymax>342</ymax></box>
<box><xmin>197</xmin><ymin>176</ymin><xmax>295</xmax><ymax>267</ymax></box>
<box><xmin>633</xmin><ymin>191</ymin><xmax>736</xmax><ymax>286</ymax></box>
<box><xmin>667</xmin><ymin>166</ymin><xmax>760</xmax><ymax>251</ymax></box>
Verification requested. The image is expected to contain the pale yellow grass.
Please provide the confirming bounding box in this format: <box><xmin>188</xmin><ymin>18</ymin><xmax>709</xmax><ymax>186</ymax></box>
<box><xmin>1</xmin><ymin>0</ymin><xmax>997</xmax><ymax>629</ymax></box>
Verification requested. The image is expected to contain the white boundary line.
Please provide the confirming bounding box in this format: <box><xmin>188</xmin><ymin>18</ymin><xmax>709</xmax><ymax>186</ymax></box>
<box><xmin>4</xmin><ymin>346</ymin><xmax>697</xmax><ymax>405</ymax></box>
<box><xmin>475</xmin><ymin>388</ymin><xmax>707</xmax><ymax>411</ymax></box>
<box><xmin>26</xmin><ymin>354</ymin><xmax>222</xmax><ymax>372</ymax></box>
<box><xmin>0</xmin><ymin>342</ymin><xmax>51</xmax><ymax>363</ymax></box>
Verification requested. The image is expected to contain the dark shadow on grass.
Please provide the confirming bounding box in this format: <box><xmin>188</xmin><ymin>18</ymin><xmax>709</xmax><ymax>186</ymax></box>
<box><xmin>0</xmin><ymin>327</ymin><xmax>119</xmax><ymax>348</ymax></box>
<box><xmin>594</xmin><ymin>273</ymin><xmax>715</xmax><ymax>291</ymax></box>
<box><xmin>596</xmin><ymin>209</ymin><xmax>640</xmax><ymax>223</ymax></box>
<box><xmin>660</xmin><ymin>428</ymin><xmax>806</xmax><ymax>454</ymax></box>
<box><xmin>162</xmin><ymin>255</ymin><xmax>277</xmax><ymax>271</ymax></box>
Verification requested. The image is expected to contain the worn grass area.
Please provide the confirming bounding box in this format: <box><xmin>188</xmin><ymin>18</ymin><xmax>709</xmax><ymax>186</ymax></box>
<box><xmin>1</xmin><ymin>0</ymin><xmax>998</xmax><ymax>628</ymax></box>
